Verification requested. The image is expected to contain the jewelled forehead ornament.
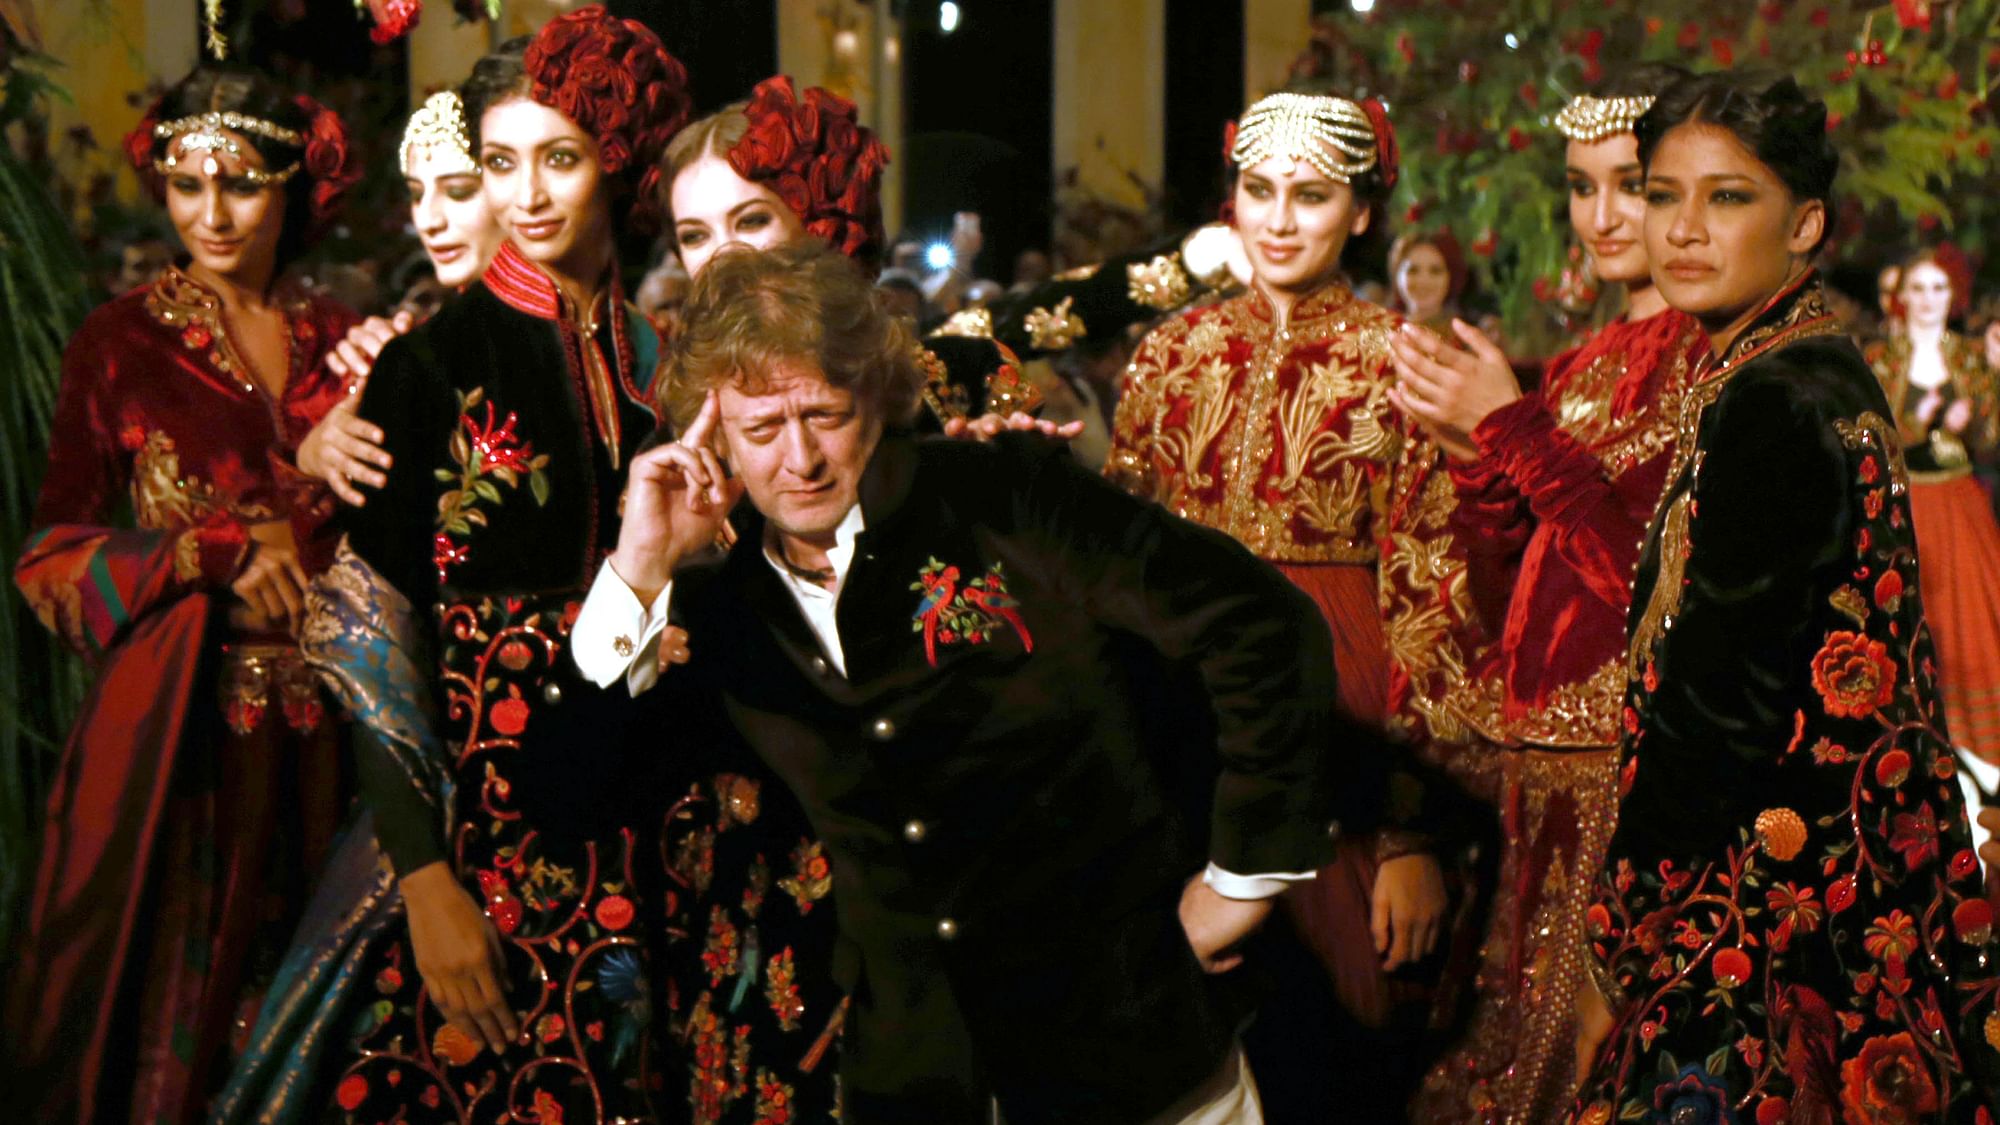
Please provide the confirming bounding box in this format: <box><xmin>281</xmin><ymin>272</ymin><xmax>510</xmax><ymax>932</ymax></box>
<box><xmin>153</xmin><ymin>110</ymin><xmax>304</xmax><ymax>186</ymax></box>
<box><xmin>1553</xmin><ymin>95</ymin><xmax>1655</xmax><ymax>143</ymax></box>
<box><xmin>400</xmin><ymin>91</ymin><xmax>479</xmax><ymax>178</ymax></box>
<box><xmin>1229</xmin><ymin>92</ymin><xmax>1379</xmax><ymax>183</ymax></box>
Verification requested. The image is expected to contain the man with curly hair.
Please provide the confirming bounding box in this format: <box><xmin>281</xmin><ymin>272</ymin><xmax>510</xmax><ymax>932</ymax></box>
<box><xmin>525</xmin><ymin>239</ymin><xmax>1386</xmax><ymax>1124</ymax></box>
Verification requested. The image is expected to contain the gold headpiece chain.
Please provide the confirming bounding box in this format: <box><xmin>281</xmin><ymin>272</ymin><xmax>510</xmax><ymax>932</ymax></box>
<box><xmin>1553</xmin><ymin>95</ymin><xmax>1656</xmax><ymax>143</ymax></box>
<box><xmin>1229</xmin><ymin>93</ymin><xmax>1379</xmax><ymax>184</ymax></box>
<box><xmin>400</xmin><ymin>91</ymin><xmax>480</xmax><ymax>178</ymax></box>
<box><xmin>152</xmin><ymin>110</ymin><xmax>304</xmax><ymax>187</ymax></box>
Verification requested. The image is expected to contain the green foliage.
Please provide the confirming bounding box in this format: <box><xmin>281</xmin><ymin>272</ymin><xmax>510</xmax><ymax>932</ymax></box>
<box><xmin>0</xmin><ymin>135</ymin><xmax>92</xmax><ymax>954</ymax></box>
<box><xmin>1302</xmin><ymin>0</ymin><xmax>2000</xmax><ymax>339</ymax></box>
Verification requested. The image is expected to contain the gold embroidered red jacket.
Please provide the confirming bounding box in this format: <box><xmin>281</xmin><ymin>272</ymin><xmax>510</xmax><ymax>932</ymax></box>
<box><xmin>1105</xmin><ymin>282</ymin><xmax>1480</xmax><ymax>743</ymax></box>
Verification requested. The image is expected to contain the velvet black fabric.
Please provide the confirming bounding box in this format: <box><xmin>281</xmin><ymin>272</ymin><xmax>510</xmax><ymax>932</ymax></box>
<box><xmin>520</xmin><ymin>431</ymin><xmax>1367</xmax><ymax>1125</ymax></box>
<box><xmin>1578</xmin><ymin>275</ymin><xmax>2000</xmax><ymax>1121</ymax></box>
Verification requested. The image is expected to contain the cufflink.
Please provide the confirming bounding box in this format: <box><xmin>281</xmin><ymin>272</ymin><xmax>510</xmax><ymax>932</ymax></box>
<box><xmin>613</xmin><ymin>634</ymin><xmax>635</xmax><ymax>657</ymax></box>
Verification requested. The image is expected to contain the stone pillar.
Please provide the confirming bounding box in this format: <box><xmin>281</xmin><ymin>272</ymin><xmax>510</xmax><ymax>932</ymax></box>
<box><xmin>1050</xmin><ymin>0</ymin><xmax>1164</xmax><ymax>212</ymax></box>
<box><xmin>1242</xmin><ymin>0</ymin><xmax>1309</xmax><ymax>105</ymax></box>
<box><xmin>408</xmin><ymin>1</ymin><xmax>496</xmax><ymax>100</ymax></box>
<box><xmin>775</xmin><ymin>0</ymin><xmax>903</xmax><ymax>241</ymax></box>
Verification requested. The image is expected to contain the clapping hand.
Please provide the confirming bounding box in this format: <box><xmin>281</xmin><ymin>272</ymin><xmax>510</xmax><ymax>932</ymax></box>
<box><xmin>1386</xmin><ymin>320</ymin><xmax>1523</xmax><ymax>462</ymax></box>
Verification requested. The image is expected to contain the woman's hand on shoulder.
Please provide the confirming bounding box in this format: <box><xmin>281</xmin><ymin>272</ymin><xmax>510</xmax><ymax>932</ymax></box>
<box><xmin>324</xmin><ymin>311</ymin><xmax>413</xmax><ymax>383</ymax></box>
<box><xmin>302</xmin><ymin>311</ymin><xmax>414</xmax><ymax>505</ymax></box>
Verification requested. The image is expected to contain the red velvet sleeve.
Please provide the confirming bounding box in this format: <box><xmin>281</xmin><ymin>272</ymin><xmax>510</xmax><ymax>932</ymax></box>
<box><xmin>15</xmin><ymin>322</ymin><xmax>246</xmax><ymax>656</ymax></box>
<box><xmin>1445</xmin><ymin>435</ymin><xmax>1532</xmax><ymax>638</ymax></box>
<box><xmin>1469</xmin><ymin>394</ymin><xmax>1643</xmax><ymax>612</ymax></box>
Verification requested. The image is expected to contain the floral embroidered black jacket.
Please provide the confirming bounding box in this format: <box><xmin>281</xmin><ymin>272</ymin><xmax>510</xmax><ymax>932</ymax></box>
<box><xmin>520</xmin><ymin>431</ymin><xmax>1372</xmax><ymax>1125</ymax></box>
<box><xmin>1574</xmin><ymin>275</ymin><xmax>2000</xmax><ymax>1124</ymax></box>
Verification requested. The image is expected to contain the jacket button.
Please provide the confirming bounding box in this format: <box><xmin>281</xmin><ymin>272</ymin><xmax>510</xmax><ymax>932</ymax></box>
<box><xmin>904</xmin><ymin>819</ymin><xmax>927</xmax><ymax>843</ymax></box>
<box><xmin>543</xmin><ymin>682</ymin><xmax>564</xmax><ymax>706</ymax></box>
<box><xmin>935</xmin><ymin>917</ymin><xmax>958</xmax><ymax>941</ymax></box>
<box><xmin>1326</xmin><ymin>819</ymin><xmax>1342</xmax><ymax>840</ymax></box>
<box><xmin>871</xmin><ymin>717</ymin><xmax>896</xmax><ymax>741</ymax></box>
<box><xmin>812</xmin><ymin>655</ymin><xmax>830</xmax><ymax>676</ymax></box>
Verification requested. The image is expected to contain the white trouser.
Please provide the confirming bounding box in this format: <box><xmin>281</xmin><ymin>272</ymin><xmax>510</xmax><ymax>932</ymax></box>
<box><xmin>990</xmin><ymin>1045</ymin><xmax>1262</xmax><ymax>1125</ymax></box>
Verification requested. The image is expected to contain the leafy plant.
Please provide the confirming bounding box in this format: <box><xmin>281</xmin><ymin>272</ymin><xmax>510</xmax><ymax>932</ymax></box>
<box><xmin>1299</xmin><ymin>0</ymin><xmax>2000</xmax><ymax>341</ymax></box>
<box><xmin>0</xmin><ymin>56</ymin><xmax>92</xmax><ymax>952</ymax></box>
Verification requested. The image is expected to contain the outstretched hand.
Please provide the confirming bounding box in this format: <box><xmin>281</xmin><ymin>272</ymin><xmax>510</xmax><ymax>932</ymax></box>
<box><xmin>941</xmin><ymin>410</ymin><xmax>1085</xmax><ymax>443</ymax></box>
<box><xmin>609</xmin><ymin>391</ymin><xmax>742</xmax><ymax>603</ymax></box>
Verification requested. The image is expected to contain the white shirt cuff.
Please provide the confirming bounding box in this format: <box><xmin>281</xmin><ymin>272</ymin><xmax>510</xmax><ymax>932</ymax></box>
<box><xmin>571</xmin><ymin>559</ymin><xmax>674</xmax><ymax>693</ymax></box>
<box><xmin>1202</xmin><ymin>862</ymin><xmax>1316</xmax><ymax>901</ymax></box>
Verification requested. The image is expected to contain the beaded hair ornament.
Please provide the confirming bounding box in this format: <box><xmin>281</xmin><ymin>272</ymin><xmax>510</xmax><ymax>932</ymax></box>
<box><xmin>399</xmin><ymin>91</ymin><xmax>478</xmax><ymax>178</ymax></box>
<box><xmin>154</xmin><ymin>109</ymin><xmax>304</xmax><ymax>186</ymax></box>
<box><xmin>1554</xmin><ymin>95</ymin><xmax>1656</xmax><ymax>143</ymax></box>
<box><xmin>1228</xmin><ymin>92</ymin><xmax>1380</xmax><ymax>183</ymax></box>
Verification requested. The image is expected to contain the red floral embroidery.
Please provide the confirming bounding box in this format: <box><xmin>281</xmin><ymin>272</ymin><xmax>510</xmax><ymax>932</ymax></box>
<box><xmin>433</xmin><ymin>388</ymin><xmax>551</xmax><ymax>581</ymax></box>
<box><xmin>336</xmin><ymin>1074</ymin><xmax>369</xmax><ymax>1111</ymax></box>
<box><xmin>1886</xmin><ymin>802</ymin><xmax>1940</xmax><ymax>869</ymax></box>
<box><xmin>1839</xmin><ymin>1032</ymin><xmax>1939</xmax><ymax>1121</ymax></box>
<box><xmin>753</xmin><ymin>1068</ymin><xmax>796</xmax><ymax>1124</ymax></box>
<box><xmin>1862</xmin><ymin>910</ymin><xmax>1919</xmax><ymax>966</ymax></box>
<box><xmin>1955</xmin><ymin>899</ymin><xmax>1994</xmax><ymax>945</ymax></box>
<box><xmin>1712</xmin><ymin>947</ymin><xmax>1753</xmax><ymax>988</ymax></box>
<box><xmin>765</xmin><ymin>947</ymin><xmax>805</xmax><ymax>1031</ymax></box>
<box><xmin>909</xmin><ymin>557</ymin><xmax>1034</xmax><ymax>667</ymax></box>
<box><xmin>702</xmin><ymin>904</ymin><xmax>741</xmax><ymax>986</ymax></box>
<box><xmin>594</xmin><ymin>894</ymin><xmax>634</xmax><ymax>932</ymax></box>
<box><xmin>1809</xmin><ymin>630</ymin><xmax>1898</xmax><ymax>719</ymax></box>
<box><xmin>778</xmin><ymin>840</ymin><xmax>833</xmax><ymax>913</ymax></box>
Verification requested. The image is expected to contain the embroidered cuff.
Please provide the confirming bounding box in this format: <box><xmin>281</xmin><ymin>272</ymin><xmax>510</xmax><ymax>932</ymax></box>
<box><xmin>571</xmin><ymin>559</ymin><xmax>673</xmax><ymax>693</ymax></box>
<box><xmin>178</xmin><ymin>512</ymin><xmax>250</xmax><ymax>586</ymax></box>
<box><xmin>1202</xmin><ymin>862</ymin><xmax>1316</xmax><ymax>901</ymax></box>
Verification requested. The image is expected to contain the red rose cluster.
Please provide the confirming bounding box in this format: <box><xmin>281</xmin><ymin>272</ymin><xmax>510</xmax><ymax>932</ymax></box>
<box><xmin>727</xmin><ymin>76</ymin><xmax>892</xmax><ymax>267</ymax></box>
<box><xmin>524</xmin><ymin>3</ymin><xmax>693</xmax><ymax>233</ymax></box>
<box><xmin>293</xmin><ymin>93</ymin><xmax>362</xmax><ymax>242</ymax></box>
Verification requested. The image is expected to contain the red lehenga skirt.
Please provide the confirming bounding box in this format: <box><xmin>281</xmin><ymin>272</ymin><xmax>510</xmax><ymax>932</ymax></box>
<box><xmin>1910</xmin><ymin>474</ymin><xmax>2000</xmax><ymax>764</ymax></box>
<box><xmin>4</xmin><ymin>620</ymin><xmax>343</xmax><ymax>1125</ymax></box>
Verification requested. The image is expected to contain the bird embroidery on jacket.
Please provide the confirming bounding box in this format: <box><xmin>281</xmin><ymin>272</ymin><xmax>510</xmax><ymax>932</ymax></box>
<box><xmin>910</xmin><ymin>558</ymin><xmax>1034</xmax><ymax>667</ymax></box>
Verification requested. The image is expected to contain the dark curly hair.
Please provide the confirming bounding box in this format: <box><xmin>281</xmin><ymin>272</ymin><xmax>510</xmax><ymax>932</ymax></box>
<box><xmin>1636</xmin><ymin>71</ymin><xmax>1838</xmax><ymax>251</ymax></box>
<box><xmin>459</xmin><ymin>35</ymin><xmax>533</xmax><ymax>154</ymax></box>
<box><xmin>663</xmin><ymin>240</ymin><xmax>924</xmax><ymax>433</ymax></box>
<box><xmin>125</xmin><ymin>65</ymin><xmax>358</xmax><ymax>268</ymax></box>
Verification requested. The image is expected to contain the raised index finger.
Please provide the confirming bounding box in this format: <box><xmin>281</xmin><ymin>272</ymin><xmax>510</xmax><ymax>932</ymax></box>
<box><xmin>679</xmin><ymin>389</ymin><xmax>722</xmax><ymax>451</ymax></box>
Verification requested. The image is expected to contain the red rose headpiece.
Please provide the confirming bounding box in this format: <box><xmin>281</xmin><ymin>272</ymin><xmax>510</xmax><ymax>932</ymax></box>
<box><xmin>524</xmin><ymin>4</ymin><xmax>692</xmax><ymax>234</ymax></box>
<box><xmin>727</xmin><ymin>76</ymin><xmax>892</xmax><ymax>268</ymax></box>
<box><xmin>293</xmin><ymin>94</ymin><xmax>361</xmax><ymax>242</ymax></box>
<box><xmin>1359</xmin><ymin>96</ymin><xmax>1398</xmax><ymax>194</ymax></box>
<box><xmin>122</xmin><ymin>89</ymin><xmax>359</xmax><ymax>248</ymax></box>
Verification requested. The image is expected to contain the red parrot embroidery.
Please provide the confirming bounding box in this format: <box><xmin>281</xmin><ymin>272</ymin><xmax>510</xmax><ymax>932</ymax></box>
<box><xmin>912</xmin><ymin>562</ymin><xmax>960</xmax><ymax>666</ymax></box>
<box><xmin>909</xmin><ymin>557</ymin><xmax>1034</xmax><ymax>667</ymax></box>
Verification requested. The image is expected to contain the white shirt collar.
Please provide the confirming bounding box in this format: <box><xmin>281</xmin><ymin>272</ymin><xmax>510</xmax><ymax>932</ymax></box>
<box><xmin>763</xmin><ymin>504</ymin><xmax>867</xmax><ymax>599</ymax></box>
